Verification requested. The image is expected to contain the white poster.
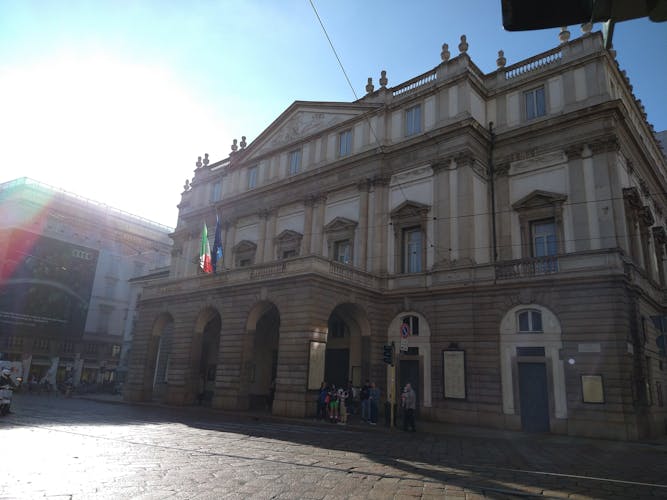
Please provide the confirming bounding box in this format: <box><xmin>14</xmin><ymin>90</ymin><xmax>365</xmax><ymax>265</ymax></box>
<box><xmin>443</xmin><ymin>350</ymin><xmax>466</xmax><ymax>399</ymax></box>
<box><xmin>307</xmin><ymin>341</ymin><xmax>326</xmax><ymax>390</ymax></box>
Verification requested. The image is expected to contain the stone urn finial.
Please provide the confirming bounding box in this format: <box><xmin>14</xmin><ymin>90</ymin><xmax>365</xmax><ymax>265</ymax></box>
<box><xmin>496</xmin><ymin>50</ymin><xmax>506</xmax><ymax>68</ymax></box>
<box><xmin>240</xmin><ymin>136</ymin><xmax>247</xmax><ymax>149</ymax></box>
<box><xmin>203</xmin><ymin>153</ymin><xmax>209</xmax><ymax>167</ymax></box>
<box><xmin>559</xmin><ymin>26</ymin><xmax>571</xmax><ymax>44</ymax></box>
<box><xmin>581</xmin><ymin>22</ymin><xmax>592</xmax><ymax>35</ymax></box>
<box><xmin>379</xmin><ymin>70</ymin><xmax>388</xmax><ymax>87</ymax></box>
<box><xmin>365</xmin><ymin>77</ymin><xmax>374</xmax><ymax>94</ymax></box>
<box><xmin>183</xmin><ymin>179</ymin><xmax>190</xmax><ymax>191</ymax></box>
<box><xmin>231</xmin><ymin>139</ymin><xmax>238</xmax><ymax>152</ymax></box>
<box><xmin>196</xmin><ymin>156</ymin><xmax>202</xmax><ymax>168</ymax></box>
<box><xmin>441</xmin><ymin>43</ymin><xmax>450</xmax><ymax>62</ymax></box>
<box><xmin>458</xmin><ymin>35</ymin><xmax>468</xmax><ymax>53</ymax></box>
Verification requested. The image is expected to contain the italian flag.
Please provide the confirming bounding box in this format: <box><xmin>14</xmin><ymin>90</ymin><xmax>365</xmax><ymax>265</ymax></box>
<box><xmin>200</xmin><ymin>223</ymin><xmax>213</xmax><ymax>273</ymax></box>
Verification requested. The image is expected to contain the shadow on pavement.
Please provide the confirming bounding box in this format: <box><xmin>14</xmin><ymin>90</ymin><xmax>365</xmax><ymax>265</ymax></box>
<box><xmin>6</xmin><ymin>393</ymin><xmax>667</xmax><ymax>499</ymax></box>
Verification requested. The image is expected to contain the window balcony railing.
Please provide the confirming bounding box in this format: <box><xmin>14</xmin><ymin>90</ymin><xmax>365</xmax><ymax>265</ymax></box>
<box><xmin>495</xmin><ymin>256</ymin><xmax>559</xmax><ymax>280</ymax></box>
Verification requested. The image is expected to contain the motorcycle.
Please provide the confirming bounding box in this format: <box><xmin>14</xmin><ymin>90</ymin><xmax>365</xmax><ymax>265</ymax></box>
<box><xmin>0</xmin><ymin>376</ymin><xmax>21</xmax><ymax>416</ymax></box>
<box><xmin>0</xmin><ymin>385</ymin><xmax>13</xmax><ymax>416</ymax></box>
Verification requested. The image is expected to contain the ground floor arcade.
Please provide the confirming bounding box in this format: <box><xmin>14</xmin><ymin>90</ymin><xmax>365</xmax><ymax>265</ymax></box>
<box><xmin>124</xmin><ymin>275</ymin><xmax>667</xmax><ymax>441</ymax></box>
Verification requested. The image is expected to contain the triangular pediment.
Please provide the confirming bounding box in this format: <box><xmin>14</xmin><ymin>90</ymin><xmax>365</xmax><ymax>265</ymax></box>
<box><xmin>324</xmin><ymin>217</ymin><xmax>358</xmax><ymax>233</ymax></box>
<box><xmin>275</xmin><ymin>229</ymin><xmax>303</xmax><ymax>243</ymax></box>
<box><xmin>233</xmin><ymin>240</ymin><xmax>257</xmax><ymax>253</ymax></box>
<box><xmin>512</xmin><ymin>190</ymin><xmax>567</xmax><ymax>211</ymax></box>
<box><xmin>244</xmin><ymin>101</ymin><xmax>381</xmax><ymax>160</ymax></box>
<box><xmin>390</xmin><ymin>200</ymin><xmax>431</xmax><ymax>219</ymax></box>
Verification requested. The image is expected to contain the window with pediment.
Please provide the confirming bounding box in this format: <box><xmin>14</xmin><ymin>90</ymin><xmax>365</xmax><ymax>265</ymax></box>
<box><xmin>512</xmin><ymin>190</ymin><xmax>566</xmax><ymax>270</ymax></box>
<box><xmin>233</xmin><ymin>240</ymin><xmax>257</xmax><ymax>268</ymax></box>
<box><xmin>324</xmin><ymin>217</ymin><xmax>358</xmax><ymax>265</ymax></box>
<box><xmin>275</xmin><ymin>230</ymin><xmax>303</xmax><ymax>260</ymax></box>
<box><xmin>390</xmin><ymin>201</ymin><xmax>430</xmax><ymax>274</ymax></box>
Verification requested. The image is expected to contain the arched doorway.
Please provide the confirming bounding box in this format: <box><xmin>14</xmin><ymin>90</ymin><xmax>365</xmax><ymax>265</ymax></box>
<box><xmin>193</xmin><ymin>307</ymin><xmax>222</xmax><ymax>406</ymax></box>
<box><xmin>325</xmin><ymin>303</ymin><xmax>370</xmax><ymax>389</ymax></box>
<box><xmin>387</xmin><ymin>312</ymin><xmax>433</xmax><ymax>412</ymax></box>
<box><xmin>147</xmin><ymin>312</ymin><xmax>174</xmax><ymax>402</ymax></box>
<box><xmin>245</xmin><ymin>301</ymin><xmax>280</xmax><ymax>411</ymax></box>
<box><xmin>499</xmin><ymin>304</ymin><xmax>566</xmax><ymax>433</ymax></box>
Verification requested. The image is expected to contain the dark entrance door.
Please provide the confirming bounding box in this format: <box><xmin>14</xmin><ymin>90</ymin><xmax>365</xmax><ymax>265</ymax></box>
<box><xmin>518</xmin><ymin>362</ymin><xmax>550</xmax><ymax>432</ymax></box>
<box><xmin>324</xmin><ymin>349</ymin><xmax>349</xmax><ymax>388</ymax></box>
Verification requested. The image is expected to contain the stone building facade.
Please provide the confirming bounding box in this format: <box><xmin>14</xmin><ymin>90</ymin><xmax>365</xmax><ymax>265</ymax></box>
<box><xmin>125</xmin><ymin>31</ymin><xmax>667</xmax><ymax>440</ymax></box>
<box><xmin>0</xmin><ymin>178</ymin><xmax>172</xmax><ymax>387</ymax></box>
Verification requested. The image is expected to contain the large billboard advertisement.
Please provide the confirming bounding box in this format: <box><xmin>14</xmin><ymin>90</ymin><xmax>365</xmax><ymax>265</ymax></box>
<box><xmin>0</xmin><ymin>229</ymin><xmax>99</xmax><ymax>337</ymax></box>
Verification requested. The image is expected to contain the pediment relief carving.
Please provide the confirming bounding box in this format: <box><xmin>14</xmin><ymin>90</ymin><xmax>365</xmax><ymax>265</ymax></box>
<box><xmin>233</xmin><ymin>240</ymin><xmax>257</xmax><ymax>253</ymax></box>
<box><xmin>275</xmin><ymin>229</ymin><xmax>303</xmax><ymax>244</ymax></box>
<box><xmin>512</xmin><ymin>190</ymin><xmax>567</xmax><ymax>211</ymax></box>
<box><xmin>390</xmin><ymin>200</ymin><xmax>431</xmax><ymax>220</ymax></box>
<box><xmin>324</xmin><ymin>217</ymin><xmax>358</xmax><ymax>233</ymax></box>
<box><xmin>245</xmin><ymin>104</ymin><xmax>376</xmax><ymax>159</ymax></box>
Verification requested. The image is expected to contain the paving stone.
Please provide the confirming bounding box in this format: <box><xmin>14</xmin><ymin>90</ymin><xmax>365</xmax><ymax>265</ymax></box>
<box><xmin>3</xmin><ymin>394</ymin><xmax>667</xmax><ymax>499</ymax></box>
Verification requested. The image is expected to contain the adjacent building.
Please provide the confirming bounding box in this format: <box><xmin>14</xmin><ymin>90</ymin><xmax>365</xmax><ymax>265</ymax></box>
<box><xmin>0</xmin><ymin>177</ymin><xmax>173</xmax><ymax>387</ymax></box>
<box><xmin>125</xmin><ymin>29</ymin><xmax>667</xmax><ymax>440</ymax></box>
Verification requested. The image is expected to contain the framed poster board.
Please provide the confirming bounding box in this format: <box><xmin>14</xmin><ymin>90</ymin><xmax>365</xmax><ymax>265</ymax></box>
<box><xmin>581</xmin><ymin>374</ymin><xmax>605</xmax><ymax>403</ymax></box>
<box><xmin>443</xmin><ymin>350</ymin><xmax>466</xmax><ymax>399</ymax></box>
<box><xmin>307</xmin><ymin>341</ymin><xmax>326</xmax><ymax>390</ymax></box>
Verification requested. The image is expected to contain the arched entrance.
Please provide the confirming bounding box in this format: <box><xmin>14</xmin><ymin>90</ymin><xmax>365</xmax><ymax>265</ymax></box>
<box><xmin>387</xmin><ymin>312</ymin><xmax>433</xmax><ymax>412</ymax></box>
<box><xmin>325</xmin><ymin>303</ymin><xmax>370</xmax><ymax>389</ymax></box>
<box><xmin>245</xmin><ymin>301</ymin><xmax>280</xmax><ymax>411</ymax></box>
<box><xmin>147</xmin><ymin>312</ymin><xmax>174</xmax><ymax>401</ymax></box>
<box><xmin>499</xmin><ymin>304</ymin><xmax>566</xmax><ymax>432</ymax></box>
<box><xmin>193</xmin><ymin>307</ymin><xmax>222</xmax><ymax>406</ymax></box>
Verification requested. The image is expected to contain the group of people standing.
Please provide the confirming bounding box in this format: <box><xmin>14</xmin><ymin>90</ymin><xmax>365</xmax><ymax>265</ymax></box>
<box><xmin>316</xmin><ymin>379</ymin><xmax>416</xmax><ymax>431</ymax></box>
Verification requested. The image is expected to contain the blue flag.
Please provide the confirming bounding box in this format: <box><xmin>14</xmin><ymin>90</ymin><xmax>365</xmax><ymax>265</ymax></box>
<box><xmin>211</xmin><ymin>215</ymin><xmax>223</xmax><ymax>272</ymax></box>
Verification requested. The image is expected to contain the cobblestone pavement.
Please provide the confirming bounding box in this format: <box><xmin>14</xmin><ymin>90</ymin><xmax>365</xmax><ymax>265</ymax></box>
<box><xmin>1</xmin><ymin>394</ymin><xmax>666</xmax><ymax>499</ymax></box>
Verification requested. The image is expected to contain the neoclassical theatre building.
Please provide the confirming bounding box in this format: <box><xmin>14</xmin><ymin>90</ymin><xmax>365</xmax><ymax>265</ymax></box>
<box><xmin>125</xmin><ymin>30</ymin><xmax>667</xmax><ymax>440</ymax></box>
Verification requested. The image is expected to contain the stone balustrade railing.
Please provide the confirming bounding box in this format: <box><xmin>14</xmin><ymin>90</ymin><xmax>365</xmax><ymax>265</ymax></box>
<box><xmin>392</xmin><ymin>69</ymin><xmax>437</xmax><ymax>97</ymax></box>
<box><xmin>503</xmin><ymin>46</ymin><xmax>562</xmax><ymax>80</ymax></box>
<box><xmin>140</xmin><ymin>249</ymin><xmax>650</xmax><ymax>301</ymax></box>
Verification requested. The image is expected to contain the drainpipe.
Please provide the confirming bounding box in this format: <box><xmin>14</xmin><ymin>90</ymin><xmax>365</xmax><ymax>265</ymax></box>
<box><xmin>489</xmin><ymin>121</ymin><xmax>498</xmax><ymax>263</ymax></box>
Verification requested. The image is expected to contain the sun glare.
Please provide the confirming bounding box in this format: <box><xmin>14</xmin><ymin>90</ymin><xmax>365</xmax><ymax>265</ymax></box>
<box><xmin>0</xmin><ymin>53</ymin><xmax>227</xmax><ymax>226</ymax></box>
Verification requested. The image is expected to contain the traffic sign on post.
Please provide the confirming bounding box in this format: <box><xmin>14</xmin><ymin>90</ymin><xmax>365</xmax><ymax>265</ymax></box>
<box><xmin>401</xmin><ymin>323</ymin><xmax>410</xmax><ymax>338</ymax></box>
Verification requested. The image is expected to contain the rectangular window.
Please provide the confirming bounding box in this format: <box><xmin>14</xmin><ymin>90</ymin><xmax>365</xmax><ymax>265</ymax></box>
<box><xmin>210</xmin><ymin>181</ymin><xmax>222</xmax><ymax>202</ymax></box>
<box><xmin>403</xmin><ymin>226</ymin><xmax>423</xmax><ymax>273</ymax></box>
<box><xmin>339</xmin><ymin>129</ymin><xmax>352</xmax><ymax>157</ymax></box>
<box><xmin>531</xmin><ymin>220</ymin><xmax>557</xmax><ymax>257</ymax></box>
<box><xmin>406</xmin><ymin>104</ymin><xmax>422</xmax><ymax>136</ymax></box>
<box><xmin>247</xmin><ymin>165</ymin><xmax>258</xmax><ymax>189</ymax></box>
<box><xmin>518</xmin><ymin>310</ymin><xmax>543</xmax><ymax>333</ymax></box>
<box><xmin>239</xmin><ymin>258</ymin><xmax>252</xmax><ymax>267</ymax></box>
<box><xmin>334</xmin><ymin>240</ymin><xmax>351</xmax><ymax>264</ymax></box>
<box><xmin>282</xmin><ymin>249</ymin><xmax>297</xmax><ymax>259</ymax></box>
<box><xmin>525</xmin><ymin>86</ymin><xmax>546</xmax><ymax>120</ymax></box>
<box><xmin>288</xmin><ymin>150</ymin><xmax>301</xmax><ymax>176</ymax></box>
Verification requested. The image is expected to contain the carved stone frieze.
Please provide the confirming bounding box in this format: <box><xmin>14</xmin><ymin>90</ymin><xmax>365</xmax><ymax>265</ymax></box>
<box><xmin>356</xmin><ymin>178</ymin><xmax>371</xmax><ymax>192</ymax></box>
<box><xmin>589</xmin><ymin>136</ymin><xmax>620</xmax><ymax>155</ymax></box>
<box><xmin>652</xmin><ymin>226</ymin><xmax>666</xmax><ymax>246</ymax></box>
<box><xmin>622</xmin><ymin>187</ymin><xmax>642</xmax><ymax>210</ymax></box>
<box><xmin>640</xmin><ymin>206</ymin><xmax>655</xmax><ymax>227</ymax></box>
<box><xmin>564</xmin><ymin>144</ymin><xmax>584</xmax><ymax>160</ymax></box>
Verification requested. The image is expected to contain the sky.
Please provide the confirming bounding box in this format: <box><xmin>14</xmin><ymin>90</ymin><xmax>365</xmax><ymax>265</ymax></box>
<box><xmin>1</xmin><ymin>1</ymin><xmax>665</xmax><ymax>228</ymax></box>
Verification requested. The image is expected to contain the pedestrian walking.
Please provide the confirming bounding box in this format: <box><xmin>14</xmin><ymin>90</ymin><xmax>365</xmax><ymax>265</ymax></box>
<box><xmin>360</xmin><ymin>380</ymin><xmax>370</xmax><ymax>422</ymax></box>
<box><xmin>402</xmin><ymin>382</ymin><xmax>417</xmax><ymax>432</ymax></box>
<box><xmin>369</xmin><ymin>382</ymin><xmax>380</xmax><ymax>425</ymax></box>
